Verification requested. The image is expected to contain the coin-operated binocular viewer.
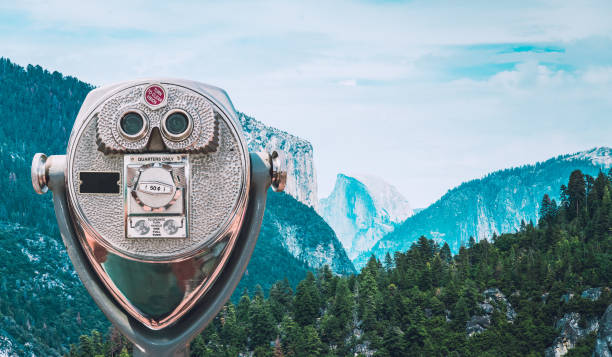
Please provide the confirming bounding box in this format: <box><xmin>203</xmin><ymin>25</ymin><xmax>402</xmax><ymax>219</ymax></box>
<box><xmin>31</xmin><ymin>80</ymin><xmax>286</xmax><ymax>356</ymax></box>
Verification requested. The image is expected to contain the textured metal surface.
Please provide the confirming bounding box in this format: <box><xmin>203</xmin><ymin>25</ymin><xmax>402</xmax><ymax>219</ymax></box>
<box><xmin>33</xmin><ymin>77</ymin><xmax>288</xmax><ymax>354</ymax></box>
<box><xmin>61</xmin><ymin>79</ymin><xmax>252</xmax><ymax>329</ymax></box>
<box><xmin>96</xmin><ymin>84</ymin><xmax>219</xmax><ymax>154</ymax></box>
<box><xmin>31</xmin><ymin>153</ymin><xmax>49</xmax><ymax>194</ymax></box>
<box><xmin>70</xmin><ymin>113</ymin><xmax>245</xmax><ymax>259</ymax></box>
<box><xmin>68</xmin><ymin>83</ymin><xmax>248</xmax><ymax>260</ymax></box>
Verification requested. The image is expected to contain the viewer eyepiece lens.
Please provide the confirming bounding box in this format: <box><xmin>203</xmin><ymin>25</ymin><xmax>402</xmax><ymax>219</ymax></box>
<box><xmin>166</xmin><ymin>112</ymin><xmax>189</xmax><ymax>135</ymax></box>
<box><xmin>120</xmin><ymin>112</ymin><xmax>145</xmax><ymax>138</ymax></box>
<box><xmin>162</xmin><ymin>110</ymin><xmax>192</xmax><ymax>140</ymax></box>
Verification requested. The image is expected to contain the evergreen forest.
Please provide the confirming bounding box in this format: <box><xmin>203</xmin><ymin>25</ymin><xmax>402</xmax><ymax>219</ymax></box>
<box><xmin>68</xmin><ymin>169</ymin><xmax>612</xmax><ymax>356</ymax></box>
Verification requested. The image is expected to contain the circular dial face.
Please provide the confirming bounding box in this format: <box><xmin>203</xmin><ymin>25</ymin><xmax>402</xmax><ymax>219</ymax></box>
<box><xmin>133</xmin><ymin>165</ymin><xmax>177</xmax><ymax>209</ymax></box>
<box><xmin>68</xmin><ymin>83</ymin><xmax>249</xmax><ymax>260</ymax></box>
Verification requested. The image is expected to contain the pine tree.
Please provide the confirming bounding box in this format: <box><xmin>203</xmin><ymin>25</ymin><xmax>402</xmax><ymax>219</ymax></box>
<box><xmin>77</xmin><ymin>335</ymin><xmax>93</xmax><ymax>357</ymax></box>
<box><xmin>321</xmin><ymin>278</ymin><xmax>353</xmax><ymax>350</ymax></box>
<box><xmin>269</xmin><ymin>278</ymin><xmax>293</xmax><ymax>323</ymax></box>
<box><xmin>293</xmin><ymin>271</ymin><xmax>320</xmax><ymax>326</ymax></box>
<box><xmin>249</xmin><ymin>294</ymin><xmax>277</xmax><ymax>349</ymax></box>
<box><xmin>220</xmin><ymin>303</ymin><xmax>246</xmax><ymax>351</ymax></box>
<box><xmin>359</xmin><ymin>269</ymin><xmax>382</xmax><ymax>334</ymax></box>
<box><xmin>237</xmin><ymin>290</ymin><xmax>251</xmax><ymax>322</ymax></box>
<box><xmin>539</xmin><ymin>194</ymin><xmax>552</xmax><ymax>223</ymax></box>
<box><xmin>440</xmin><ymin>242</ymin><xmax>452</xmax><ymax>263</ymax></box>
<box><xmin>384</xmin><ymin>252</ymin><xmax>394</xmax><ymax>271</ymax></box>
<box><xmin>317</xmin><ymin>265</ymin><xmax>335</xmax><ymax>304</ymax></box>
<box><xmin>119</xmin><ymin>346</ymin><xmax>130</xmax><ymax>357</ymax></box>
<box><xmin>567</xmin><ymin>170</ymin><xmax>586</xmax><ymax>220</ymax></box>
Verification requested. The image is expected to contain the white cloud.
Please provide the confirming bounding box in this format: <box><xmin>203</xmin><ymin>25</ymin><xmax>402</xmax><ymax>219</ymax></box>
<box><xmin>1</xmin><ymin>0</ymin><xmax>611</xmax><ymax>207</ymax></box>
<box><xmin>338</xmin><ymin>79</ymin><xmax>357</xmax><ymax>87</ymax></box>
<box><xmin>582</xmin><ymin>66</ymin><xmax>612</xmax><ymax>84</ymax></box>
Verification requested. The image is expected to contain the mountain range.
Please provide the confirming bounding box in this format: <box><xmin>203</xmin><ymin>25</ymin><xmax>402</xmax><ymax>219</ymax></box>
<box><xmin>354</xmin><ymin>147</ymin><xmax>612</xmax><ymax>268</ymax></box>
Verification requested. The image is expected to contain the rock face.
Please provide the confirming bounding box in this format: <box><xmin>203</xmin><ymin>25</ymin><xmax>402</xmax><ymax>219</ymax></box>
<box><xmin>595</xmin><ymin>305</ymin><xmax>612</xmax><ymax>357</ymax></box>
<box><xmin>466</xmin><ymin>315</ymin><xmax>492</xmax><ymax>337</ymax></box>
<box><xmin>545</xmin><ymin>312</ymin><xmax>599</xmax><ymax>357</ymax></box>
<box><xmin>263</xmin><ymin>192</ymin><xmax>356</xmax><ymax>275</ymax></box>
<box><xmin>238</xmin><ymin>113</ymin><xmax>318</xmax><ymax>209</ymax></box>
<box><xmin>467</xmin><ymin>288</ymin><xmax>516</xmax><ymax>337</ymax></box>
<box><xmin>582</xmin><ymin>287</ymin><xmax>603</xmax><ymax>301</ymax></box>
<box><xmin>545</xmin><ymin>288</ymin><xmax>608</xmax><ymax>357</ymax></box>
<box><xmin>483</xmin><ymin>288</ymin><xmax>517</xmax><ymax>322</ymax></box>
<box><xmin>358</xmin><ymin>147</ymin><xmax>612</xmax><ymax>266</ymax></box>
<box><xmin>319</xmin><ymin>174</ymin><xmax>413</xmax><ymax>263</ymax></box>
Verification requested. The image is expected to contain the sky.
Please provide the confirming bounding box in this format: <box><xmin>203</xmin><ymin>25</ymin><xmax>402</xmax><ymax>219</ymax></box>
<box><xmin>1</xmin><ymin>0</ymin><xmax>611</xmax><ymax>208</ymax></box>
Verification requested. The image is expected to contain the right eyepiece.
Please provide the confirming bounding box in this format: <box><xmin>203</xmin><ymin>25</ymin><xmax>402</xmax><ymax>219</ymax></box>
<box><xmin>162</xmin><ymin>109</ymin><xmax>192</xmax><ymax>141</ymax></box>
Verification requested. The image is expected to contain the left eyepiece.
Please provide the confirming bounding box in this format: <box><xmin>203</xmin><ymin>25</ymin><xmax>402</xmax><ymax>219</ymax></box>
<box><xmin>119</xmin><ymin>110</ymin><xmax>148</xmax><ymax>140</ymax></box>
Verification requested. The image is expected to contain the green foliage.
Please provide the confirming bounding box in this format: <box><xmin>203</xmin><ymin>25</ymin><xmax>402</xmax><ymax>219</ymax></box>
<box><xmin>293</xmin><ymin>271</ymin><xmax>321</xmax><ymax>327</ymax></box>
<box><xmin>178</xmin><ymin>169</ymin><xmax>611</xmax><ymax>356</ymax></box>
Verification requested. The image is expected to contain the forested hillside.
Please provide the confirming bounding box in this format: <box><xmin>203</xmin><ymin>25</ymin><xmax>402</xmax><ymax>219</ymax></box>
<box><xmin>71</xmin><ymin>169</ymin><xmax>612</xmax><ymax>356</ymax></box>
<box><xmin>356</xmin><ymin>148</ymin><xmax>611</xmax><ymax>268</ymax></box>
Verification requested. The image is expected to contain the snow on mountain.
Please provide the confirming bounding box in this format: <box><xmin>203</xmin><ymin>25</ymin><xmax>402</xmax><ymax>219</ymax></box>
<box><xmin>355</xmin><ymin>147</ymin><xmax>612</xmax><ymax>269</ymax></box>
<box><xmin>319</xmin><ymin>174</ymin><xmax>413</xmax><ymax>261</ymax></box>
<box><xmin>354</xmin><ymin>174</ymin><xmax>414</xmax><ymax>223</ymax></box>
<box><xmin>563</xmin><ymin>146</ymin><xmax>612</xmax><ymax>167</ymax></box>
<box><xmin>238</xmin><ymin>112</ymin><xmax>318</xmax><ymax>209</ymax></box>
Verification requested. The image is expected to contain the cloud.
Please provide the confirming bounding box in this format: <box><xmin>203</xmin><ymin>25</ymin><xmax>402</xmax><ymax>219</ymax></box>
<box><xmin>1</xmin><ymin>0</ymin><xmax>612</xmax><ymax>207</ymax></box>
<box><xmin>582</xmin><ymin>66</ymin><xmax>612</xmax><ymax>84</ymax></box>
<box><xmin>338</xmin><ymin>79</ymin><xmax>357</xmax><ymax>87</ymax></box>
<box><xmin>488</xmin><ymin>61</ymin><xmax>574</xmax><ymax>89</ymax></box>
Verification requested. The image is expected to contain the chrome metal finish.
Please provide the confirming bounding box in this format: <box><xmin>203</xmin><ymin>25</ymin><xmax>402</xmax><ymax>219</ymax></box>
<box><xmin>31</xmin><ymin>153</ymin><xmax>49</xmax><ymax>194</ymax></box>
<box><xmin>270</xmin><ymin>150</ymin><xmax>287</xmax><ymax>192</ymax></box>
<box><xmin>118</xmin><ymin>109</ymin><xmax>149</xmax><ymax>141</ymax></box>
<box><xmin>161</xmin><ymin>109</ymin><xmax>193</xmax><ymax>142</ymax></box>
<box><xmin>31</xmin><ymin>78</ymin><xmax>287</xmax><ymax>356</ymax></box>
<box><xmin>41</xmin><ymin>151</ymin><xmax>271</xmax><ymax>356</ymax></box>
<box><xmin>62</xmin><ymin>79</ymin><xmax>251</xmax><ymax>329</ymax></box>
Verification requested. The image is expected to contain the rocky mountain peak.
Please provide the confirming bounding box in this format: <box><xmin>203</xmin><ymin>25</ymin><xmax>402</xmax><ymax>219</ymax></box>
<box><xmin>319</xmin><ymin>173</ymin><xmax>413</xmax><ymax>261</ymax></box>
<box><xmin>238</xmin><ymin>112</ymin><xmax>319</xmax><ymax>209</ymax></box>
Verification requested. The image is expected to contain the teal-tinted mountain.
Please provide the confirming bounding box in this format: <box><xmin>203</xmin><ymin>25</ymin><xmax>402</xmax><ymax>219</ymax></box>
<box><xmin>319</xmin><ymin>174</ymin><xmax>413</xmax><ymax>261</ymax></box>
<box><xmin>355</xmin><ymin>147</ymin><xmax>612</xmax><ymax>268</ymax></box>
<box><xmin>0</xmin><ymin>58</ymin><xmax>352</xmax><ymax>356</ymax></box>
<box><xmin>237</xmin><ymin>191</ymin><xmax>355</xmax><ymax>297</ymax></box>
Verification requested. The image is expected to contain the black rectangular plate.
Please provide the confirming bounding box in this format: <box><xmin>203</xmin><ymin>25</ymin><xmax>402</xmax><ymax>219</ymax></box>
<box><xmin>78</xmin><ymin>171</ymin><xmax>120</xmax><ymax>194</ymax></box>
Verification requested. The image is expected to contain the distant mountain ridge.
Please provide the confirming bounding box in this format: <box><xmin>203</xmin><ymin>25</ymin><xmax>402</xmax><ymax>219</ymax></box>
<box><xmin>320</xmin><ymin>174</ymin><xmax>413</xmax><ymax>261</ymax></box>
<box><xmin>355</xmin><ymin>147</ymin><xmax>612</xmax><ymax>268</ymax></box>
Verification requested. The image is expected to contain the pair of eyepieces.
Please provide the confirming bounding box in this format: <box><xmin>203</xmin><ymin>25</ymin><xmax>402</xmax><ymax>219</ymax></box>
<box><xmin>119</xmin><ymin>110</ymin><xmax>192</xmax><ymax>141</ymax></box>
